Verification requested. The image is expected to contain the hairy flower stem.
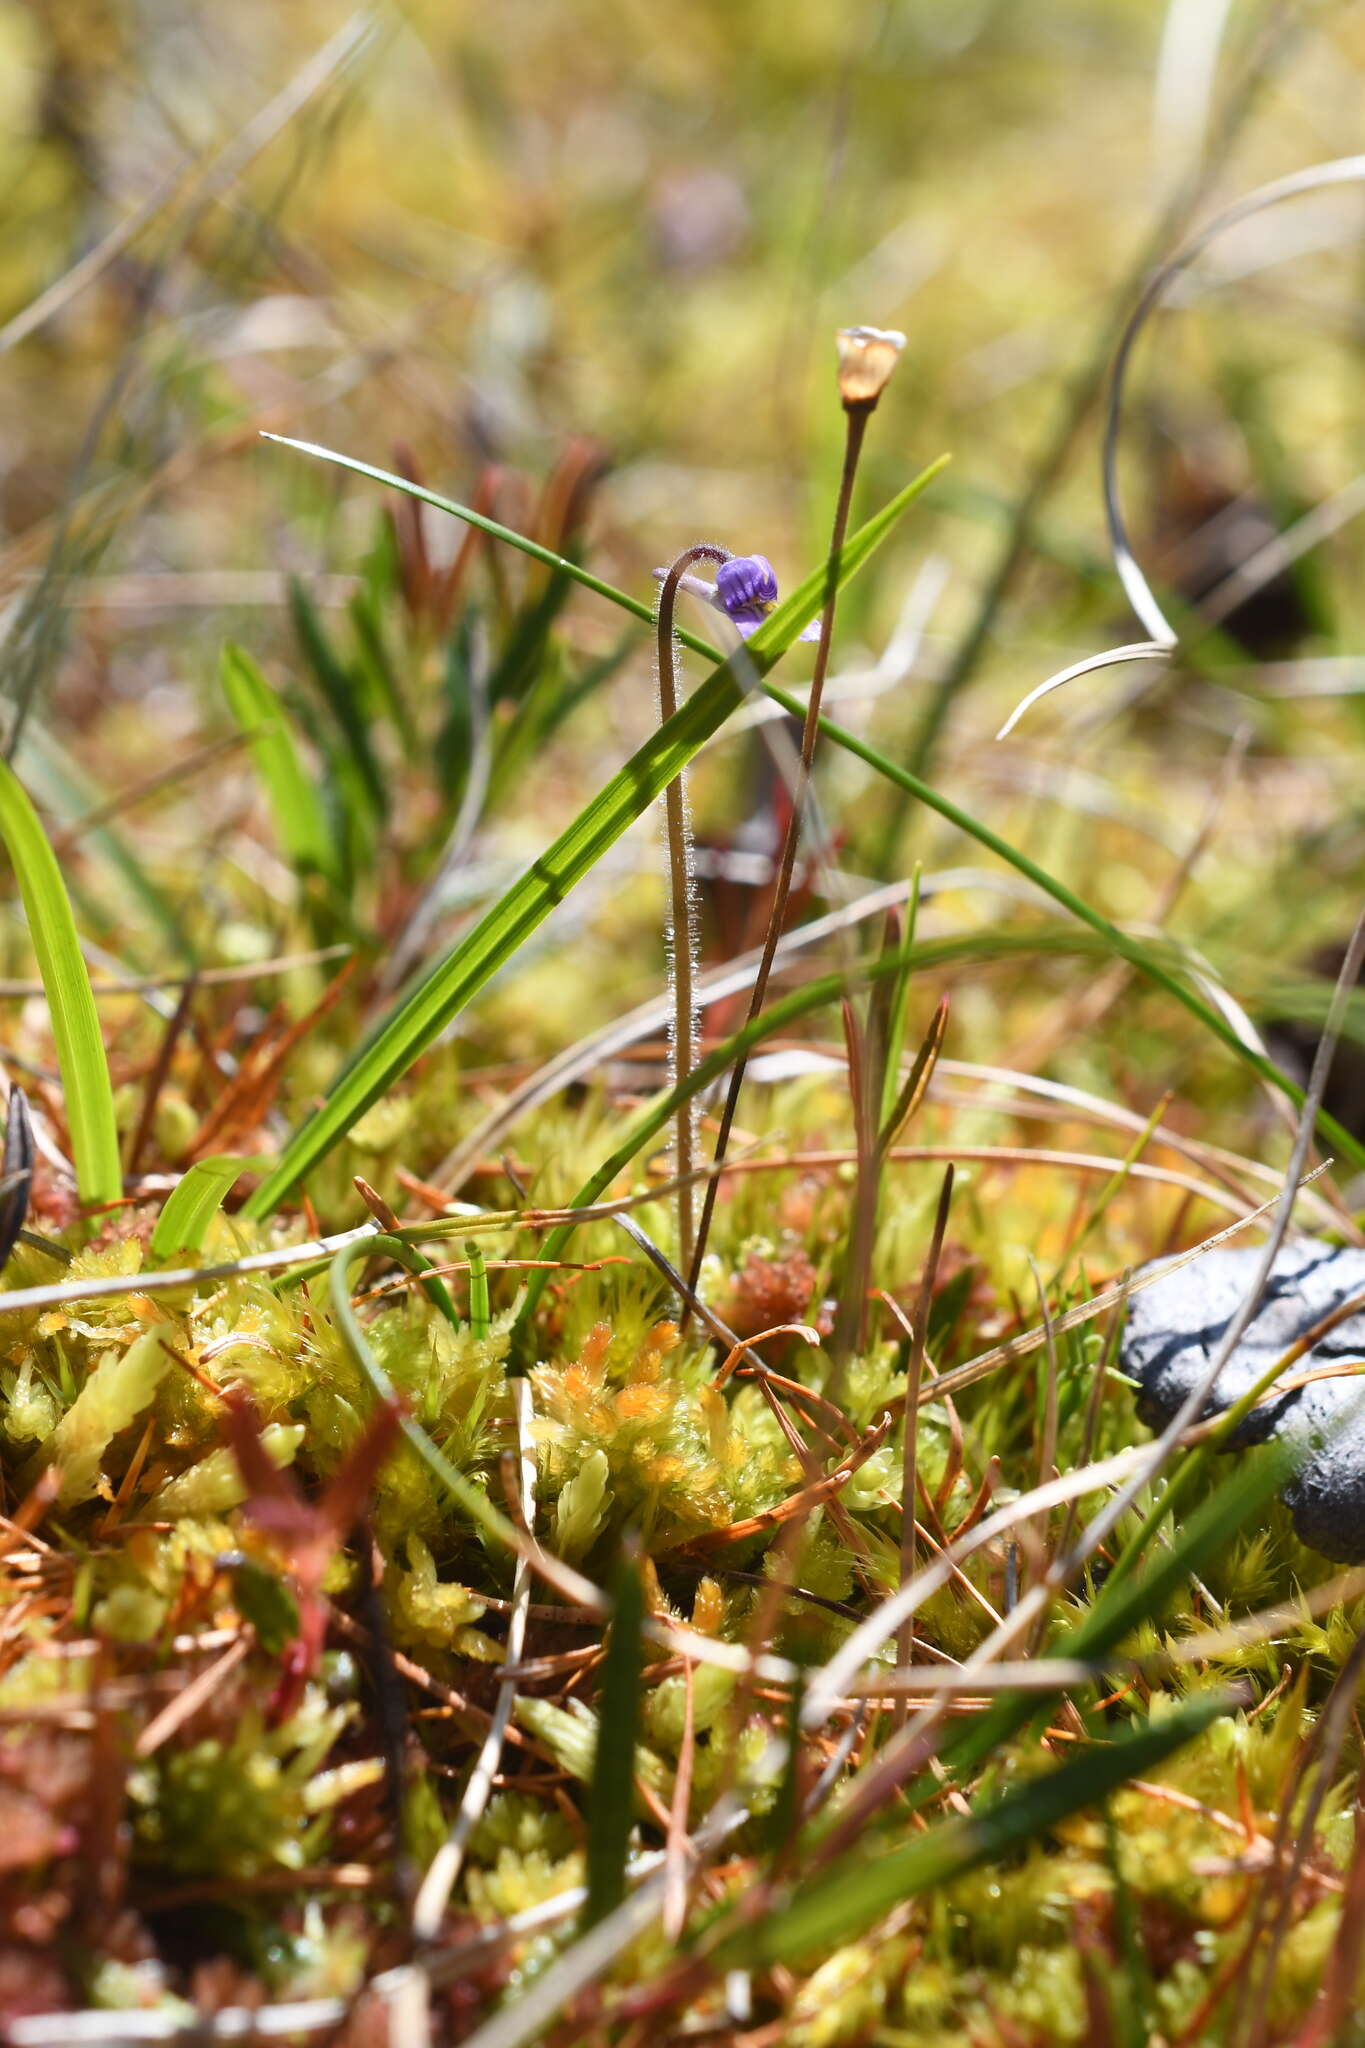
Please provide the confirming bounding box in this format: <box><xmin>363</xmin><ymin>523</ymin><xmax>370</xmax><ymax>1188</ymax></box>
<box><xmin>656</xmin><ymin>544</ymin><xmax>728</xmax><ymax>1292</ymax></box>
<box><xmin>682</xmin><ymin>404</ymin><xmax>871</xmax><ymax>1331</ymax></box>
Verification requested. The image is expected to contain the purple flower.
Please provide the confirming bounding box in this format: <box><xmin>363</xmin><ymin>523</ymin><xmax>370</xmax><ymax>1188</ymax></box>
<box><xmin>715</xmin><ymin>554</ymin><xmax>779</xmax><ymax>620</ymax></box>
<box><xmin>654</xmin><ymin>552</ymin><xmax>822</xmax><ymax>638</ymax></box>
<box><xmin>653</xmin><ymin>552</ymin><xmax>820</xmax><ymax>643</ymax></box>
<box><xmin>715</xmin><ymin>552</ymin><xmax>822</xmax><ymax>641</ymax></box>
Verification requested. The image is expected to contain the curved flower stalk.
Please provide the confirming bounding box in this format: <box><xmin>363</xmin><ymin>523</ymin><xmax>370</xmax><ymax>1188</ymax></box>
<box><xmin>654</xmin><ymin>543</ymin><xmax>728</xmax><ymax>1288</ymax></box>
<box><xmin>658</xmin><ymin>553</ymin><xmax>823</xmax><ymax>644</ymax></box>
<box><xmin>652</xmin><ymin>546</ymin><xmax>830</xmax><ymax>1291</ymax></box>
<box><xmin>684</xmin><ymin>323</ymin><xmax>905</xmax><ymax>1326</ymax></box>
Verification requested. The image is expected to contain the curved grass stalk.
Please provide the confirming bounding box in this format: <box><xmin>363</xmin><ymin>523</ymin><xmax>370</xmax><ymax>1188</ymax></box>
<box><xmin>994</xmin><ymin>639</ymin><xmax>1168</xmax><ymax>739</ymax></box>
<box><xmin>1103</xmin><ymin>152</ymin><xmax>1365</xmax><ymax>647</ymax></box>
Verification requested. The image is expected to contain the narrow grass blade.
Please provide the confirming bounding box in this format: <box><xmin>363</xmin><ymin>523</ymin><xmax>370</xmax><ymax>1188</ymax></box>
<box><xmin>220</xmin><ymin>644</ymin><xmax>340</xmax><ymax>887</ymax></box>
<box><xmin>18</xmin><ymin>728</ymin><xmax>196</xmax><ymax>966</ymax></box>
<box><xmin>348</xmin><ymin>587</ymin><xmax>418</xmax><ymax>759</ymax></box>
<box><xmin>724</xmin><ymin>1689</ymin><xmax>1233</xmax><ymax>1968</ymax></box>
<box><xmin>939</xmin><ymin>1441</ymin><xmax>1292</xmax><ymax>1790</ymax></box>
<box><xmin>245</xmin><ymin>459</ymin><xmax>945</xmax><ymax>1216</ymax></box>
<box><xmin>768</xmin><ymin>684</ymin><xmax>1365</xmax><ymax>1175</ymax></box>
<box><xmin>511</xmin><ymin>935</ymin><xmax>917</xmax><ymax>1347</ymax></box>
<box><xmin>465</xmin><ymin>1238</ymin><xmax>490</xmax><ymax>1339</ymax></box>
<box><xmin>288</xmin><ymin>578</ymin><xmax>388</xmax><ymax>820</ymax></box>
<box><xmin>0</xmin><ymin>1089</ymin><xmax>34</xmax><ymax>1268</ymax></box>
<box><xmin>149</xmin><ymin>1154</ymin><xmax>269</xmax><ymax>1261</ymax></box>
<box><xmin>0</xmin><ymin>759</ymin><xmax>120</xmax><ymax>1206</ymax></box>
<box><xmin>583</xmin><ymin>1541</ymin><xmax>646</xmax><ymax>1930</ymax></box>
<box><xmin>878</xmin><ymin>988</ymin><xmax>947</xmax><ymax>1153</ymax></box>
<box><xmin>258</xmin><ymin>430</ymin><xmax>1348</xmax><ymax>1170</ymax></box>
<box><xmin>326</xmin><ymin>1236</ymin><xmax>603</xmax><ymax>1618</ymax></box>
<box><xmin>328</xmin><ymin>1238</ymin><xmax>521</xmax><ymax>1555</ymax></box>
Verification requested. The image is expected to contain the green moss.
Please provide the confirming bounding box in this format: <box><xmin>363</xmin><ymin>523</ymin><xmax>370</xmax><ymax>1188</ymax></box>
<box><xmin>130</xmin><ymin>1696</ymin><xmax>365</xmax><ymax>1880</ymax></box>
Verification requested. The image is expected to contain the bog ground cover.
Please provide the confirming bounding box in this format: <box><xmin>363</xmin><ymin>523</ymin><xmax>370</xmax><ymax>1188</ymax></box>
<box><xmin>2</xmin><ymin>4</ymin><xmax>1365</xmax><ymax>2044</ymax></box>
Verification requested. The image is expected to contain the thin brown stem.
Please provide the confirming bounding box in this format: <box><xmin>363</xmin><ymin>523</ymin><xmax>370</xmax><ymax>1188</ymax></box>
<box><xmin>656</xmin><ymin>543</ymin><xmax>728</xmax><ymax>1290</ymax></box>
<box><xmin>683</xmin><ymin>403</ymin><xmax>871</xmax><ymax>1327</ymax></box>
<box><xmin>895</xmin><ymin>1163</ymin><xmax>954</xmax><ymax>1729</ymax></box>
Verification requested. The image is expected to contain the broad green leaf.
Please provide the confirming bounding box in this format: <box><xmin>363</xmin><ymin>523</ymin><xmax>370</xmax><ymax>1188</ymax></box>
<box><xmin>245</xmin><ymin>453</ymin><xmax>947</xmax><ymax>1215</ymax></box>
<box><xmin>221</xmin><ymin>644</ymin><xmax>340</xmax><ymax>886</ymax></box>
<box><xmin>722</xmin><ymin>1689</ymin><xmax>1232</xmax><ymax>1968</ymax></box>
<box><xmin>149</xmin><ymin>1154</ymin><xmax>269</xmax><ymax>1261</ymax></box>
<box><xmin>582</xmin><ymin>1542</ymin><xmax>646</xmax><ymax>1930</ymax></box>
<box><xmin>0</xmin><ymin>758</ymin><xmax>120</xmax><ymax>1207</ymax></box>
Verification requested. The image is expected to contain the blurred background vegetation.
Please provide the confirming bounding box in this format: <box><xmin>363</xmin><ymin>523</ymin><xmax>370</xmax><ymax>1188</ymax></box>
<box><xmin>3</xmin><ymin>0</ymin><xmax>1365</xmax><ymax>1193</ymax></box>
<box><xmin>8</xmin><ymin>9</ymin><xmax>1365</xmax><ymax>2037</ymax></box>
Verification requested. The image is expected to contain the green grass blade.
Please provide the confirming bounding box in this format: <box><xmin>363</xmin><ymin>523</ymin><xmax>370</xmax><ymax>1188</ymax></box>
<box><xmin>936</xmin><ymin>1441</ymin><xmax>1293</xmax><ymax>1792</ymax></box>
<box><xmin>17</xmin><ymin>728</ymin><xmax>196</xmax><ymax>967</ymax></box>
<box><xmin>724</xmin><ymin>1689</ymin><xmax>1233</xmax><ymax>1969</ymax></box>
<box><xmin>288</xmin><ymin>577</ymin><xmax>388</xmax><ymax>820</ymax></box>
<box><xmin>220</xmin><ymin>644</ymin><xmax>340</xmax><ymax>887</ymax></box>
<box><xmin>328</xmin><ymin>1237</ymin><xmax>522</xmax><ymax>1555</ymax></box>
<box><xmin>769</xmin><ymin>685</ymin><xmax>1365</xmax><ymax>1174</ymax></box>
<box><xmin>582</xmin><ymin>1541</ymin><xmax>646</xmax><ymax>1930</ymax></box>
<box><xmin>256</xmin><ymin>433</ymin><xmax>1347</xmax><ymax>1170</ymax></box>
<box><xmin>511</xmin><ymin>935</ymin><xmax>916</xmax><ymax>1346</ymax></box>
<box><xmin>261</xmin><ymin>434</ymin><xmax>948</xmax><ymax>669</ymax></box>
<box><xmin>348</xmin><ymin>587</ymin><xmax>418</xmax><ymax>759</ymax></box>
<box><xmin>245</xmin><ymin>459</ymin><xmax>946</xmax><ymax>1216</ymax></box>
<box><xmin>465</xmin><ymin>1238</ymin><xmax>490</xmax><ymax>1339</ymax></box>
<box><xmin>0</xmin><ymin>758</ymin><xmax>120</xmax><ymax>1207</ymax></box>
<box><xmin>149</xmin><ymin>1154</ymin><xmax>269</xmax><ymax>1261</ymax></box>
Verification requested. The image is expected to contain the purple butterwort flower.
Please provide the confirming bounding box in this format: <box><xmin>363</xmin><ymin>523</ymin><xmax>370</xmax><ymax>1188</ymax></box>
<box><xmin>715</xmin><ymin>553</ymin><xmax>778</xmax><ymax>620</ymax></box>
<box><xmin>653</xmin><ymin>552</ymin><xmax>820</xmax><ymax>642</ymax></box>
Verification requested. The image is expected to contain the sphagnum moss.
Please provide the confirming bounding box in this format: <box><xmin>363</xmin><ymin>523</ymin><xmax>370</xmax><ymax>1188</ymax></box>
<box><xmin>3</xmin><ymin>43</ymin><xmax>1365</xmax><ymax>2036</ymax></box>
<box><xmin>0</xmin><ymin>1045</ymin><xmax>1355</xmax><ymax>2041</ymax></box>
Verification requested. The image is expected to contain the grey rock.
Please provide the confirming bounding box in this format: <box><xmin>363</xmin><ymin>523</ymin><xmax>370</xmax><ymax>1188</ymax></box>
<box><xmin>1120</xmin><ymin>1238</ymin><xmax>1365</xmax><ymax>1562</ymax></box>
